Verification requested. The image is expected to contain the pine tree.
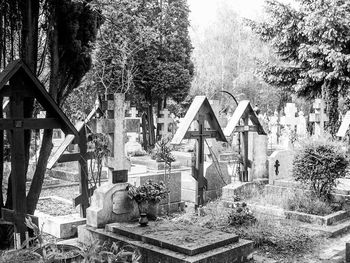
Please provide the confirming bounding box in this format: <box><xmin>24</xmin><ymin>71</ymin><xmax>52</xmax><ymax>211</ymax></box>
<box><xmin>247</xmin><ymin>0</ymin><xmax>350</xmax><ymax>135</ymax></box>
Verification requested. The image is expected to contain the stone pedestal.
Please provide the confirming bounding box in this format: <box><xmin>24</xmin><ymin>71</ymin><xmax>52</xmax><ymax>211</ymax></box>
<box><xmin>86</xmin><ymin>183</ymin><xmax>138</xmax><ymax>228</ymax></box>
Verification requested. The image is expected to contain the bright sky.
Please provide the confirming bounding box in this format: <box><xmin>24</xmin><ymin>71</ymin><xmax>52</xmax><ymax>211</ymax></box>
<box><xmin>188</xmin><ymin>0</ymin><xmax>265</xmax><ymax>25</ymax></box>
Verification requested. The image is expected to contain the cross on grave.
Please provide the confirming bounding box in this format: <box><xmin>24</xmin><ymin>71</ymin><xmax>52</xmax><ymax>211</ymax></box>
<box><xmin>129</xmin><ymin>107</ymin><xmax>138</xmax><ymax>118</ymax></box>
<box><xmin>0</xmin><ymin>60</ymin><xmax>78</xmax><ymax>245</ymax></box>
<box><xmin>309</xmin><ymin>99</ymin><xmax>329</xmax><ymax>137</ymax></box>
<box><xmin>224</xmin><ymin>100</ymin><xmax>266</xmax><ymax>182</ymax></box>
<box><xmin>157</xmin><ymin>109</ymin><xmax>174</xmax><ymax>137</ymax></box>
<box><xmin>284</xmin><ymin>103</ymin><xmax>298</xmax><ymax>131</ymax></box>
<box><xmin>274</xmin><ymin>160</ymin><xmax>280</xmax><ymax>176</ymax></box>
<box><xmin>171</xmin><ymin>96</ymin><xmax>227</xmax><ymax>207</ymax></box>
<box><xmin>95</xmin><ymin>93</ymin><xmax>129</xmax><ymax>183</ymax></box>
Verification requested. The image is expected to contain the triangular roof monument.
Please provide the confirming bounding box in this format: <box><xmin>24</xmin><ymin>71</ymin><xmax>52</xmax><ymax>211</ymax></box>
<box><xmin>171</xmin><ymin>96</ymin><xmax>227</xmax><ymax>207</ymax></box>
<box><xmin>224</xmin><ymin>100</ymin><xmax>266</xmax><ymax>182</ymax></box>
<box><xmin>0</xmin><ymin>59</ymin><xmax>78</xmax><ymax>245</ymax></box>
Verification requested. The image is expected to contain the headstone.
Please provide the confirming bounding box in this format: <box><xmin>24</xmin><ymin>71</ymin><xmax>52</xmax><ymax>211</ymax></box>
<box><xmin>87</xmin><ymin>94</ymin><xmax>134</xmax><ymax>228</ymax></box>
<box><xmin>125</xmin><ymin>107</ymin><xmax>142</xmax><ymax>154</ymax></box>
<box><xmin>157</xmin><ymin>109</ymin><xmax>174</xmax><ymax>137</ymax></box>
<box><xmin>284</xmin><ymin>103</ymin><xmax>298</xmax><ymax>131</ymax></box>
<box><xmin>269</xmin><ymin>110</ymin><xmax>279</xmax><ymax>145</ymax></box>
<box><xmin>297</xmin><ymin>111</ymin><xmax>307</xmax><ymax>136</ymax></box>
<box><xmin>309</xmin><ymin>99</ymin><xmax>329</xmax><ymax>137</ymax></box>
<box><xmin>268</xmin><ymin>149</ymin><xmax>295</xmax><ymax>185</ymax></box>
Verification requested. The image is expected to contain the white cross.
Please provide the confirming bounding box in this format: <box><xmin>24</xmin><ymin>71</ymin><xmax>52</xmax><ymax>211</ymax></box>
<box><xmin>284</xmin><ymin>103</ymin><xmax>298</xmax><ymax>131</ymax></box>
<box><xmin>129</xmin><ymin>107</ymin><xmax>138</xmax><ymax>118</ymax></box>
<box><xmin>157</xmin><ymin>109</ymin><xmax>174</xmax><ymax>136</ymax></box>
<box><xmin>309</xmin><ymin>99</ymin><xmax>328</xmax><ymax>137</ymax></box>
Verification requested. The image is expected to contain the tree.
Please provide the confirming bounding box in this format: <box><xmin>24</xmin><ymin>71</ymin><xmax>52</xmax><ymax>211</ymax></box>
<box><xmin>247</xmin><ymin>0</ymin><xmax>350</xmax><ymax>135</ymax></box>
<box><xmin>91</xmin><ymin>0</ymin><xmax>193</xmax><ymax>148</ymax></box>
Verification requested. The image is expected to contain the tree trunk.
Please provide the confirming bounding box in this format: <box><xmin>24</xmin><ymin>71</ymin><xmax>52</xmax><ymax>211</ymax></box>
<box><xmin>27</xmin><ymin>1</ymin><xmax>58</xmax><ymax>214</ymax></box>
<box><xmin>26</xmin><ymin>130</ymin><xmax>53</xmax><ymax>214</ymax></box>
<box><xmin>141</xmin><ymin>113</ymin><xmax>149</xmax><ymax>150</ymax></box>
<box><xmin>324</xmin><ymin>80</ymin><xmax>339</xmax><ymax>136</ymax></box>
<box><xmin>147</xmin><ymin>102</ymin><xmax>156</xmax><ymax>147</ymax></box>
<box><xmin>0</xmin><ymin>97</ymin><xmax>3</xmax><ymax>208</ymax></box>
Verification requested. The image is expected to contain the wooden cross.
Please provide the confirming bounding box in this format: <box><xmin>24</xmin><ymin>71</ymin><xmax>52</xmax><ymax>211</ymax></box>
<box><xmin>309</xmin><ymin>99</ymin><xmax>328</xmax><ymax>137</ymax></box>
<box><xmin>157</xmin><ymin>109</ymin><xmax>173</xmax><ymax>136</ymax></box>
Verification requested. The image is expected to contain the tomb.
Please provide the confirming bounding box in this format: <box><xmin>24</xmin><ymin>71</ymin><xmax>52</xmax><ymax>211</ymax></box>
<box><xmin>78</xmin><ymin>221</ymin><xmax>254</xmax><ymax>263</ymax></box>
<box><xmin>309</xmin><ymin>99</ymin><xmax>328</xmax><ymax>137</ymax></box>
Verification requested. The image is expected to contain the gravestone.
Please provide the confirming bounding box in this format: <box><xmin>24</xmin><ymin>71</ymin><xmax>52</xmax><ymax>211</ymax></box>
<box><xmin>297</xmin><ymin>111</ymin><xmax>307</xmax><ymax>136</ymax></box>
<box><xmin>268</xmin><ymin>149</ymin><xmax>295</xmax><ymax>185</ymax></box>
<box><xmin>224</xmin><ymin>100</ymin><xmax>267</xmax><ymax>182</ymax></box>
<box><xmin>157</xmin><ymin>109</ymin><xmax>174</xmax><ymax>137</ymax></box>
<box><xmin>86</xmin><ymin>94</ymin><xmax>135</xmax><ymax>228</ymax></box>
<box><xmin>268</xmin><ymin>110</ymin><xmax>280</xmax><ymax>145</ymax></box>
<box><xmin>171</xmin><ymin>96</ymin><xmax>227</xmax><ymax>206</ymax></box>
<box><xmin>310</xmin><ymin>99</ymin><xmax>328</xmax><ymax>137</ymax></box>
<box><xmin>125</xmin><ymin>107</ymin><xmax>142</xmax><ymax>154</ymax></box>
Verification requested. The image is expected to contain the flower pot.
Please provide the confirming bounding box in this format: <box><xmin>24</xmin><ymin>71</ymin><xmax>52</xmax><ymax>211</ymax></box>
<box><xmin>139</xmin><ymin>213</ymin><xmax>149</xmax><ymax>227</ymax></box>
<box><xmin>35</xmin><ymin>244</ymin><xmax>82</xmax><ymax>263</ymax></box>
<box><xmin>147</xmin><ymin>201</ymin><xmax>160</xmax><ymax>220</ymax></box>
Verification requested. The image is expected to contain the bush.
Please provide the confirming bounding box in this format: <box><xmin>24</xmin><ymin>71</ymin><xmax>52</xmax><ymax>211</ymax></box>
<box><xmin>285</xmin><ymin>189</ymin><xmax>333</xmax><ymax>216</ymax></box>
<box><xmin>293</xmin><ymin>138</ymin><xmax>348</xmax><ymax>201</ymax></box>
<box><xmin>228</xmin><ymin>202</ymin><xmax>256</xmax><ymax>226</ymax></box>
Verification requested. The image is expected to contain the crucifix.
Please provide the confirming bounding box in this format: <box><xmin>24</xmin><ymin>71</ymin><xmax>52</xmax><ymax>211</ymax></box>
<box><xmin>224</xmin><ymin>100</ymin><xmax>266</xmax><ymax>182</ymax></box>
<box><xmin>309</xmin><ymin>99</ymin><xmax>328</xmax><ymax>137</ymax></box>
<box><xmin>274</xmin><ymin>160</ymin><xmax>280</xmax><ymax>176</ymax></box>
<box><xmin>171</xmin><ymin>96</ymin><xmax>227</xmax><ymax>207</ymax></box>
<box><xmin>0</xmin><ymin>60</ymin><xmax>78</xmax><ymax>247</ymax></box>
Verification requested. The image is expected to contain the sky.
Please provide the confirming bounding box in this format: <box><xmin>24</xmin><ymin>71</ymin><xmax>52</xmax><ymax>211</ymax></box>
<box><xmin>187</xmin><ymin>0</ymin><xmax>265</xmax><ymax>26</ymax></box>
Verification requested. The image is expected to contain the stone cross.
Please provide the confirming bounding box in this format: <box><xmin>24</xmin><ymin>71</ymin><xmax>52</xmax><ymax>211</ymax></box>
<box><xmin>309</xmin><ymin>99</ymin><xmax>329</xmax><ymax>137</ymax></box>
<box><xmin>157</xmin><ymin>109</ymin><xmax>174</xmax><ymax>137</ymax></box>
<box><xmin>129</xmin><ymin>107</ymin><xmax>138</xmax><ymax>118</ymax></box>
<box><xmin>297</xmin><ymin>111</ymin><xmax>307</xmax><ymax>136</ymax></box>
<box><xmin>269</xmin><ymin>110</ymin><xmax>280</xmax><ymax>145</ymax></box>
<box><xmin>284</xmin><ymin>103</ymin><xmax>298</xmax><ymax>131</ymax></box>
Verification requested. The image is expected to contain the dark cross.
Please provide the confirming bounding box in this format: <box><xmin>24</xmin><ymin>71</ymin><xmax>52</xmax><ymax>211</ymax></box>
<box><xmin>186</xmin><ymin>115</ymin><xmax>219</xmax><ymax>206</ymax></box>
<box><xmin>274</xmin><ymin>160</ymin><xmax>280</xmax><ymax>176</ymax></box>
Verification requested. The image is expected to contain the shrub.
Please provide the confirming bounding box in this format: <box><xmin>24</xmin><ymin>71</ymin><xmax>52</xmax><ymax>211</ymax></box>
<box><xmin>293</xmin><ymin>138</ymin><xmax>348</xmax><ymax>201</ymax></box>
<box><xmin>228</xmin><ymin>202</ymin><xmax>256</xmax><ymax>226</ymax></box>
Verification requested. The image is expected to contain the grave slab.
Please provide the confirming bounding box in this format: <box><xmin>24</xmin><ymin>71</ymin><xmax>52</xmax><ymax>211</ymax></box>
<box><xmin>78</xmin><ymin>223</ymin><xmax>254</xmax><ymax>263</ymax></box>
<box><xmin>108</xmin><ymin>221</ymin><xmax>239</xmax><ymax>256</ymax></box>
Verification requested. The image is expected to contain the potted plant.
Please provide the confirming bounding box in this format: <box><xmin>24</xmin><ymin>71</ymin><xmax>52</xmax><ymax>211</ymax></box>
<box><xmin>127</xmin><ymin>180</ymin><xmax>168</xmax><ymax>224</ymax></box>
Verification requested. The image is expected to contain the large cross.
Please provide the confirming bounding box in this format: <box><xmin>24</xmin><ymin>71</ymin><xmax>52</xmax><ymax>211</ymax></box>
<box><xmin>157</xmin><ymin>109</ymin><xmax>174</xmax><ymax>136</ymax></box>
<box><xmin>186</xmin><ymin>115</ymin><xmax>219</xmax><ymax>206</ymax></box>
<box><xmin>129</xmin><ymin>107</ymin><xmax>139</xmax><ymax>118</ymax></box>
<box><xmin>309</xmin><ymin>99</ymin><xmax>329</xmax><ymax>137</ymax></box>
<box><xmin>284</xmin><ymin>103</ymin><xmax>298</xmax><ymax>131</ymax></box>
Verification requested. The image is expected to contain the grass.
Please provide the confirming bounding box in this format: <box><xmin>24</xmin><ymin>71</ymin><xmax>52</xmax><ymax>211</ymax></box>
<box><xmin>172</xmin><ymin>200</ymin><xmax>323</xmax><ymax>257</ymax></box>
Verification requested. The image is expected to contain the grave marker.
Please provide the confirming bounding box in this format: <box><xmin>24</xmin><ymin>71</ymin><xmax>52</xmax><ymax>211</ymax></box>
<box><xmin>224</xmin><ymin>100</ymin><xmax>266</xmax><ymax>182</ymax></box>
<box><xmin>157</xmin><ymin>109</ymin><xmax>174</xmax><ymax>137</ymax></box>
<box><xmin>171</xmin><ymin>96</ymin><xmax>227</xmax><ymax>206</ymax></box>
<box><xmin>337</xmin><ymin>111</ymin><xmax>350</xmax><ymax>138</ymax></box>
<box><xmin>310</xmin><ymin>99</ymin><xmax>329</xmax><ymax>137</ymax></box>
<box><xmin>0</xmin><ymin>60</ymin><xmax>78</xmax><ymax>245</ymax></box>
<box><xmin>284</xmin><ymin>103</ymin><xmax>298</xmax><ymax>131</ymax></box>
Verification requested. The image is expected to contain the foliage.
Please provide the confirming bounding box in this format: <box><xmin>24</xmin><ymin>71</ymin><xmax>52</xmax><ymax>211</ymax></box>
<box><xmin>88</xmin><ymin>132</ymin><xmax>110</xmax><ymax>188</ymax></box>
<box><xmin>152</xmin><ymin>136</ymin><xmax>176</xmax><ymax>164</ymax></box>
<box><xmin>227</xmin><ymin>202</ymin><xmax>256</xmax><ymax>227</ymax></box>
<box><xmin>247</xmin><ymin>0</ymin><xmax>350</xmax><ymax>134</ymax></box>
<box><xmin>127</xmin><ymin>180</ymin><xmax>168</xmax><ymax>204</ymax></box>
<box><xmin>293</xmin><ymin>138</ymin><xmax>349</xmax><ymax>201</ymax></box>
<box><xmin>81</xmin><ymin>240</ymin><xmax>141</xmax><ymax>263</ymax></box>
<box><xmin>285</xmin><ymin>189</ymin><xmax>333</xmax><ymax>216</ymax></box>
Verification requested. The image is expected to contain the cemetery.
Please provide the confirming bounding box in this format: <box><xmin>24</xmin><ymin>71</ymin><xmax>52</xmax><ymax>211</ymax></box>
<box><xmin>2</xmin><ymin>1</ymin><xmax>350</xmax><ymax>263</ymax></box>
